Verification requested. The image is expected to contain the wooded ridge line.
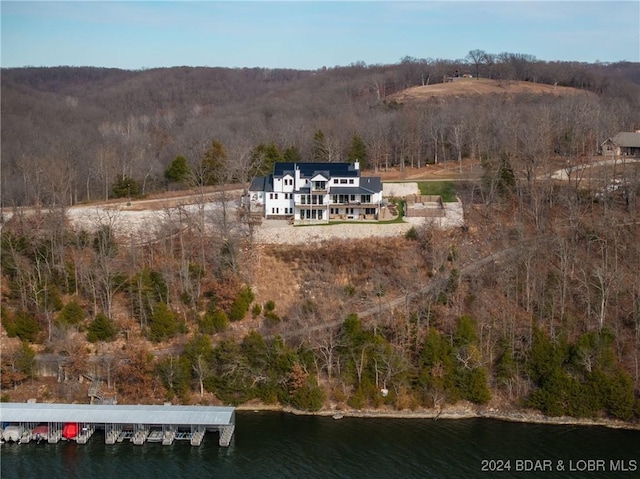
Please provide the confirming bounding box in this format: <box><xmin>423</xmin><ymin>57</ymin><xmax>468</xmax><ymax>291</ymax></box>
<box><xmin>1</xmin><ymin>56</ymin><xmax>639</xmax><ymax>423</ymax></box>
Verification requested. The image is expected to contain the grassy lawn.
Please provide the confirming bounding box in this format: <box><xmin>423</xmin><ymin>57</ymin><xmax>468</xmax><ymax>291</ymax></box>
<box><xmin>417</xmin><ymin>181</ymin><xmax>457</xmax><ymax>202</ymax></box>
<box><xmin>377</xmin><ymin>200</ymin><xmax>405</xmax><ymax>224</ymax></box>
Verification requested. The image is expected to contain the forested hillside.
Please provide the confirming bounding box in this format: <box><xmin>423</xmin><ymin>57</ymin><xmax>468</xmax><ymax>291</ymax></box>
<box><xmin>2</xmin><ymin>55</ymin><xmax>639</xmax><ymax>206</ymax></box>
<box><xmin>1</xmin><ymin>55</ymin><xmax>640</xmax><ymax>423</ymax></box>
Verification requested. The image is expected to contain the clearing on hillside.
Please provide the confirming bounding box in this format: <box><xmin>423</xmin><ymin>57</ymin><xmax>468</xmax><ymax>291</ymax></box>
<box><xmin>388</xmin><ymin>78</ymin><xmax>591</xmax><ymax>104</ymax></box>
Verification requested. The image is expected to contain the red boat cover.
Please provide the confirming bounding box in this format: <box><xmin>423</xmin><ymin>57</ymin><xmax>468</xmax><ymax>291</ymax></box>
<box><xmin>62</xmin><ymin>423</ymin><xmax>78</xmax><ymax>439</ymax></box>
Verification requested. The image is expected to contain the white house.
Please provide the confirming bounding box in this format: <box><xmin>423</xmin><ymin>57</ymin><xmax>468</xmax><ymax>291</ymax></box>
<box><xmin>248</xmin><ymin>161</ymin><xmax>383</xmax><ymax>223</ymax></box>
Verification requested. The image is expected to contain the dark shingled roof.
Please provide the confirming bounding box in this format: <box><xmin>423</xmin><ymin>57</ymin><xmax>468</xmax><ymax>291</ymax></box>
<box><xmin>249</xmin><ymin>176</ymin><xmax>266</xmax><ymax>191</ymax></box>
<box><xmin>273</xmin><ymin>162</ymin><xmax>359</xmax><ymax>178</ymax></box>
<box><xmin>249</xmin><ymin>176</ymin><xmax>273</xmax><ymax>192</ymax></box>
<box><xmin>359</xmin><ymin>177</ymin><xmax>382</xmax><ymax>192</ymax></box>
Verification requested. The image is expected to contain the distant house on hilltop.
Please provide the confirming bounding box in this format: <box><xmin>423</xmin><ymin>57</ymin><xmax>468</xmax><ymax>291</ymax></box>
<box><xmin>248</xmin><ymin>161</ymin><xmax>383</xmax><ymax>224</ymax></box>
<box><xmin>601</xmin><ymin>131</ymin><xmax>640</xmax><ymax>157</ymax></box>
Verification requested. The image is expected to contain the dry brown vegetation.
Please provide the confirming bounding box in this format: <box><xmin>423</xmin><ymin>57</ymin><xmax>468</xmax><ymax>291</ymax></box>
<box><xmin>2</xmin><ymin>60</ymin><xmax>640</xmax><ymax>420</ymax></box>
<box><xmin>388</xmin><ymin>78</ymin><xmax>591</xmax><ymax>103</ymax></box>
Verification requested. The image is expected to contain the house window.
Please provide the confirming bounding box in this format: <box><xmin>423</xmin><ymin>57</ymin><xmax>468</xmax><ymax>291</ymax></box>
<box><xmin>340</xmin><ymin>179</ymin><xmax>347</xmax><ymax>184</ymax></box>
<box><xmin>349</xmin><ymin>179</ymin><xmax>354</xmax><ymax>184</ymax></box>
<box><xmin>269</xmin><ymin>193</ymin><xmax>273</xmax><ymax>200</ymax></box>
<box><xmin>274</xmin><ymin>193</ymin><xmax>278</xmax><ymax>200</ymax></box>
<box><xmin>350</xmin><ymin>195</ymin><xmax>356</xmax><ymax>201</ymax></box>
<box><xmin>333</xmin><ymin>179</ymin><xmax>338</xmax><ymax>184</ymax></box>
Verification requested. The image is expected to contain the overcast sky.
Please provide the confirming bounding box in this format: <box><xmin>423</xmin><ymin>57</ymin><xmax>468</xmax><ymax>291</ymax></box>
<box><xmin>2</xmin><ymin>1</ymin><xmax>638</xmax><ymax>70</ymax></box>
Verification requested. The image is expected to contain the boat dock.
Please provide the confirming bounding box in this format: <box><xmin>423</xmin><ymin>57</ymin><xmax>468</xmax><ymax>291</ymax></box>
<box><xmin>0</xmin><ymin>402</ymin><xmax>235</xmax><ymax>447</ymax></box>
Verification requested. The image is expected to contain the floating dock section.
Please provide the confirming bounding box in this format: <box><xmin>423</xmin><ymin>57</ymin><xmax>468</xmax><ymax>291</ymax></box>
<box><xmin>0</xmin><ymin>402</ymin><xmax>235</xmax><ymax>447</ymax></box>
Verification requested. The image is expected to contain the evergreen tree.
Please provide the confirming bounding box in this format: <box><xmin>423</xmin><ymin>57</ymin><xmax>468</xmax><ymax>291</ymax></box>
<box><xmin>5</xmin><ymin>310</ymin><xmax>42</xmax><ymax>343</ymax></box>
<box><xmin>418</xmin><ymin>328</ymin><xmax>459</xmax><ymax>405</ymax></box>
<box><xmin>200</xmin><ymin>309</ymin><xmax>229</xmax><ymax>334</ymax></box>
<box><xmin>129</xmin><ymin>268</ymin><xmax>168</xmax><ymax>327</ymax></box>
<box><xmin>15</xmin><ymin>341</ymin><xmax>37</xmax><ymax>379</ymax></box>
<box><xmin>111</xmin><ymin>175</ymin><xmax>140</xmax><ymax>199</ymax></box>
<box><xmin>283</xmin><ymin>145</ymin><xmax>302</xmax><ymax>162</ymax></box>
<box><xmin>311</xmin><ymin>130</ymin><xmax>329</xmax><ymax>162</ymax></box>
<box><xmin>87</xmin><ymin>313</ymin><xmax>116</xmax><ymax>342</ymax></box>
<box><xmin>250</xmin><ymin>142</ymin><xmax>282</xmax><ymax>178</ymax></box>
<box><xmin>604</xmin><ymin>368</ymin><xmax>635</xmax><ymax>421</ymax></box>
<box><xmin>184</xmin><ymin>334</ymin><xmax>214</xmax><ymax>363</ymax></box>
<box><xmin>209</xmin><ymin>339</ymin><xmax>253</xmax><ymax>404</ymax></box>
<box><xmin>164</xmin><ymin>155</ymin><xmax>190</xmax><ymax>184</ymax></box>
<box><xmin>228</xmin><ymin>285</ymin><xmax>254</xmax><ymax>322</ymax></box>
<box><xmin>201</xmin><ymin>140</ymin><xmax>227</xmax><ymax>185</ymax></box>
<box><xmin>157</xmin><ymin>355</ymin><xmax>191</xmax><ymax>400</ymax></box>
<box><xmin>347</xmin><ymin>134</ymin><xmax>368</xmax><ymax>169</ymax></box>
<box><xmin>148</xmin><ymin>303</ymin><xmax>179</xmax><ymax>342</ymax></box>
<box><xmin>57</xmin><ymin>300</ymin><xmax>85</xmax><ymax>326</ymax></box>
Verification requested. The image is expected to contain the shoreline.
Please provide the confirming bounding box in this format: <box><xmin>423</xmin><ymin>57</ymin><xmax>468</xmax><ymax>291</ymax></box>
<box><xmin>235</xmin><ymin>403</ymin><xmax>640</xmax><ymax>431</ymax></box>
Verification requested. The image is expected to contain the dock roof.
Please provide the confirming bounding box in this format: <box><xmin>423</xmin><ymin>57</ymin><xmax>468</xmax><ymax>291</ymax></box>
<box><xmin>0</xmin><ymin>403</ymin><xmax>235</xmax><ymax>426</ymax></box>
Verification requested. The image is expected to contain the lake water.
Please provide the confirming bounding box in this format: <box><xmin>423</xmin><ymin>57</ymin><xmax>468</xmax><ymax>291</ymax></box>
<box><xmin>1</xmin><ymin>411</ymin><xmax>638</xmax><ymax>478</ymax></box>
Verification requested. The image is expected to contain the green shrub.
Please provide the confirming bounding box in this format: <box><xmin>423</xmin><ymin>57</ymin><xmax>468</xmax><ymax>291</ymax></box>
<box><xmin>87</xmin><ymin>313</ymin><xmax>116</xmax><ymax>342</ymax></box>
<box><xmin>347</xmin><ymin>387</ymin><xmax>367</xmax><ymax>409</ymax></box>
<box><xmin>4</xmin><ymin>310</ymin><xmax>42</xmax><ymax>343</ymax></box>
<box><xmin>15</xmin><ymin>341</ymin><xmax>37</xmax><ymax>378</ymax></box>
<box><xmin>290</xmin><ymin>381</ymin><xmax>325</xmax><ymax>412</ymax></box>
<box><xmin>227</xmin><ymin>285</ymin><xmax>254</xmax><ymax>322</ymax></box>
<box><xmin>57</xmin><ymin>300</ymin><xmax>85</xmax><ymax>326</ymax></box>
<box><xmin>164</xmin><ymin>155</ymin><xmax>190</xmax><ymax>184</ymax></box>
<box><xmin>229</xmin><ymin>299</ymin><xmax>247</xmax><ymax>322</ymax></box>
<box><xmin>405</xmin><ymin>226</ymin><xmax>419</xmax><ymax>241</ymax></box>
<box><xmin>148</xmin><ymin>303</ymin><xmax>179</xmax><ymax>342</ymax></box>
<box><xmin>111</xmin><ymin>175</ymin><xmax>140</xmax><ymax>199</ymax></box>
<box><xmin>200</xmin><ymin>309</ymin><xmax>229</xmax><ymax>334</ymax></box>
